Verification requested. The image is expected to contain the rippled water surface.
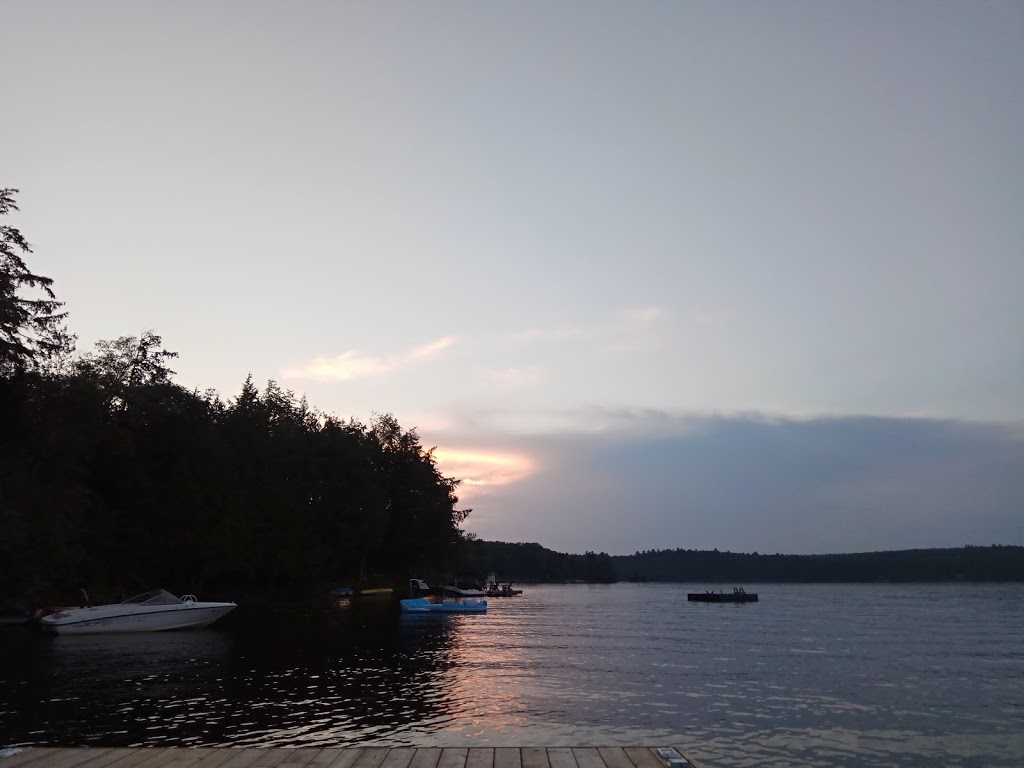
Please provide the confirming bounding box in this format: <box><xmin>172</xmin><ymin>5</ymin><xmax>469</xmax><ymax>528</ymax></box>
<box><xmin>2</xmin><ymin>583</ymin><xmax>1023</xmax><ymax>767</ymax></box>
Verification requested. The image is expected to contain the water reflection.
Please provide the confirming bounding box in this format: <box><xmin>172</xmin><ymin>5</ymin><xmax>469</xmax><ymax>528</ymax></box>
<box><xmin>1</xmin><ymin>584</ymin><xmax>1023</xmax><ymax>767</ymax></box>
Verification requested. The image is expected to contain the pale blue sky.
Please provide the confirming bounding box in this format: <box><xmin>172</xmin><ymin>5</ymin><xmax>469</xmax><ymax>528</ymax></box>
<box><xmin>3</xmin><ymin>1</ymin><xmax>1022</xmax><ymax>552</ymax></box>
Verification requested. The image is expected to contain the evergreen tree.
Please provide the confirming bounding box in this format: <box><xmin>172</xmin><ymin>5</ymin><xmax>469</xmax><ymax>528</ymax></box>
<box><xmin>0</xmin><ymin>189</ymin><xmax>72</xmax><ymax>375</ymax></box>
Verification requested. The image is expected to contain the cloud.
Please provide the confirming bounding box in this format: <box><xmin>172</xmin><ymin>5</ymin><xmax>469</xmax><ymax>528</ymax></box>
<box><xmin>431</xmin><ymin>447</ymin><xmax>536</xmax><ymax>502</ymax></box>
<box><xmin>449</xmin><ymin>412</ymin><xmax>1024</xmax><ymax>554</ymax></box>
<box><xmin>280</xmin><ymin>351</ymin><xmax>395</xmax><ymax>382</ymax></box>
<box><xmin>502</xmin><ymin>306</ymin><xmax>662</xmax><ymax>347</ymax></box>
<box><xmin>481</xmin><ymin>366</ymin><xmax>543</xmax><ymax>390</ymax></box>
<box><xmin>614</xmin><ymin>306</ymin><xmax>664</xmax><ymax>329</ymax></box>
<box><xmin>504</xmin><ymin>327</ymin><xmax>584</xmax><ymax>345</ymax></box>
<box><xmin>281</xmin><ymin>335</ymin><xmax>456</xmax><ymax>382</ymax></box>
<box><xmin>409</xmin><ymin>335</ymin><xmax>457</xmax><ymax>359</ymax></box>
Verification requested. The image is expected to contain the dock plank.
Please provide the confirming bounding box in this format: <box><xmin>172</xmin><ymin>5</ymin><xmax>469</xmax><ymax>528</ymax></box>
<box><xmin>491</xmin><ymin>750</ymin><xmax>519</xmax><ymax>768</ymax></box>
<box><xmin>190</xmin><ymin>751</ymin><xmax>236</xmax><ymax>768</ymax></box>
<box><xmin>5</xmin><ymin>746</ymin><xmax>705</xmax><ymax>768</ymax></box>
<box><xmin>277</xmin><ymin>749</ymin><xmax>323</xmax><ymax>768</ymax></box>
<box><xmin>519</xmin><ymin>750</ymin><xmax>547</xmax><ymax>768</ymax></box>
<box><xmin>37</xmin><ymin>750</ymin><xmax>113</xmax><ymax>768</ymax></box>
<box><xmin>379</xmin><ymin>750</ymin><xmax>414</xmax><ymax>768</ymax></box>
<box><xmin>595</xmin><ymin>749</ymin><xmax>632</xmax><ymax>768</ymax></box>
<box><xmin>350</xmin><ymin>750</ymin><xmax>388</xmax><ymax>768</ymax></box>
<box><xmin>108</xmin><ymin>751</ymin><xmax>181</xmax><ymax>768</ymax></box>
<box><xmin>323</xmin><ymin>751</ymin><xmax>362</xmax><ymax>768</ymax></box>
<box><xmin>100</xmin><ymin>753</ymin><xmax>151</xmax><ymax>768</ymax></box>
<box><xmin>406</xmin><ymin>748</ymin><xmax>440</xmax><ymax>768</ymax></box>
<box><xmin>215</xmin><ymin>751</ymin><xmax>267</xmax><ymax>768</ymax></box>
<box><xmin>103</xmin><ymin>750</ymin><xmax>169</xmax><ymax>768</ymax></box>
<box><xmin>435</xmin><ymin>749</ymin><xmax>466</xmax><ymax>768</ymax></box>
<box><xmin>545</xmin><ymin>751</ymin><xmax>575</xmax><ymax>768</ymax></box>
<box><xmin>160</xmin><ymin>748</ymin><xmax>219</xmax><ymax>768</ymax></box>
<box><xmin>78</xmin><ymin>751</ymin><xmax>141</xmax><ymax>768</ymax></box>
<box><xmin>622</xmin><ymin>750</ymin><xmax>660</xmax><ymax>768</ymax></box>
<box><xmin>308</xmin><ymin>752</ymin><xmax>342</xmax><ymax>768</ymax></box>
<box><xmin>0</xmin><ymin>749</ymin><xmax>67</xmax><ymax>768</ymax></box>
<box><xmin>569</xmin><ymin>750</ymin><xmax>602</xmax><ymax>768</ymax></box>
<box><xmin>249</xmin><ymin>751</ymin><xmax>292</xmax><ymax>768</ymax></box>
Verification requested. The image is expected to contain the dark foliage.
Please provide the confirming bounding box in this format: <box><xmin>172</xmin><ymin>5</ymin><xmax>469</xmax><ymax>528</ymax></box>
<box><xmin>0</xmin><ymin>190</ymin><xmax>470</xmax><ymax>606</ymax></box>
<box><xmin>0</xmin><ymin>189</ymin><xmax>73</xmax><ymax>374</ymax></box>
<box><xmin>612</xmin><ymin>546</ymin><xmax>1024</xmax><ymax>583</ymax></box>
<box><xmin>461</xmin><ymin>540</ymin><xmax>617</xmax><ymax>583</ymax></box>
<box><xmin>0</xmin><ymin>354</ymin><xmax>470</xmax><ymax>604</ymax></box>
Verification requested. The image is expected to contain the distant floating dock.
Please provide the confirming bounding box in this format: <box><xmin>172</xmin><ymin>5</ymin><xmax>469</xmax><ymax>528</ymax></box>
<box><xmin>687</xmin><ymin>590</ymin><xmax>758</xmax><ymax>603</ymax></box>
<box><xmin>0</xmin><ymin>747</ymin><xmax>705</xmax><ymax>768</ymax></box>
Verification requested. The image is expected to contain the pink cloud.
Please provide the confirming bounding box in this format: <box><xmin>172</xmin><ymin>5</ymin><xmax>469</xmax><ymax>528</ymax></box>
<box><xmin>281</xmin><ymin>335</ymin><xmax>456</xmax><ymax>382</ymax></box>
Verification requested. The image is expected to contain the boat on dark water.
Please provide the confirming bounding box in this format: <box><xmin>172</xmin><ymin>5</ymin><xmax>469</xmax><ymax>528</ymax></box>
<box><xmin>688</xmin><ymin>587</ymin><xmax>758</xmax><ymax>603</ymax></box>
<box><xmin>485</xmin><ymin>580</ymin><xmax>523</xmax><ymax>597</ymax></box>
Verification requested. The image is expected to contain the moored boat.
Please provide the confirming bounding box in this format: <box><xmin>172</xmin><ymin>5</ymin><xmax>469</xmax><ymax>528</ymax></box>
<box><xmin>403</xmin><ymin>579</ymin><xmax>487</xmax><ymax>613</ymax></box>
<box><xmin>39</xmin><ymin>590</ymin><xmax>236</xmax><ymax>634</ymax></box>
<box><xmin>442</xmin><ymin>583</ymin><xmax>486</xmax><ymax>597</ymax></box>
<box><xmin>400</xmin><ymin>597</ymin><xmax>487</xmax><ymax>614</ymax></box>
<box><xmin>485</xmin><ymin>581</ymin><xmax>523</xmax><ymax>597</ymax></box>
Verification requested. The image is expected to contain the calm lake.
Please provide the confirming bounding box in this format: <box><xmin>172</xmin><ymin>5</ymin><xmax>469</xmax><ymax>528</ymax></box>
<box><xmin>2</xmin><ymin>583</ymin><xmax>1023</xmax><ymax>768</ymax></box>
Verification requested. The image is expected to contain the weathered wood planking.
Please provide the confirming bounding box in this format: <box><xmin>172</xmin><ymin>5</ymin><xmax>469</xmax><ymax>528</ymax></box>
<box><xmin>434</xmin><ymin>749</ymin><xmax>466</xmax><ymax>768</ymax></box>
<box><xmin>517</xmin><ymin>749</ymin><xmax>547</xmax><ymax>768</ymax></box>
<box><xmin>0</xmin><ymin>750</ymin><xmax>63</xmax><ymax>768</ymax></box>
<box><xmin>217</xmin><ymin>752</ymin><xmax>267</xmax><ymax>768</ymax></box>
<box><xmin>544</xmin><ymin>750</ymin><xmax>575</xmax><ymax>768</ymax></box>
<box><xmin>350</xmin><ymin>750</ymin><xmax>389</xmax><ymax>768</ymax></box>
<box><xmin>323</xmin><ymin>752</ymin><xmax>361</xmax><ymax>768</ymax></box>
<box><xmin>568</xmin><ymin>749</ymin><xmax>601</xmax><ymax>768</ymax></box>
<box><xmin>463</xmin><ymin>749</ymin><xmax>492</xmax><ymax>768</ymax></box>
<box><xmin>2</xmin><ymin>749</ymin><xmax>701</xmax><ymax>768</ymax></box>
<box><xmin>376</xmin><ymin>750</ymin><xmax>414</xmax><ymax>768</ymax></box>
<box><xmin>404</xmin><ymin>749</ymin><xmax>440</xmax><ymax>768</ymax></box>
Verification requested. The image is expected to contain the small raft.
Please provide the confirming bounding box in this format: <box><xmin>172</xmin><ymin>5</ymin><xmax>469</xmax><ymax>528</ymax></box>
<box><xmin>688</xmin><ymin>588</ymin><xmax>758</xmax><ymax>603</ymax></box>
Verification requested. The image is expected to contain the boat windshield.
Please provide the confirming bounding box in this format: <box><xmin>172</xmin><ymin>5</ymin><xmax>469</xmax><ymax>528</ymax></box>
<box><xmin>121</xmin><ymin>589</ymin><xmax>182</xmax><ymax>605</ymax></box>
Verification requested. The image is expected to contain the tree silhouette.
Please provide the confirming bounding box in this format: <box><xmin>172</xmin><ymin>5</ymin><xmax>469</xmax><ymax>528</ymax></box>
<box><xmin>0</xmin><ymin>189</ymin><xmax>72</xmax><ymax>374</ymax></box>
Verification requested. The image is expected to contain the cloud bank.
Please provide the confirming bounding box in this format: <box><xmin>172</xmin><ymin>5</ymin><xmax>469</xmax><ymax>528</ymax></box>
<box><xmin>449</xmin><ymin>412</ymin><xmax>1024</xmax><ymax>555</ymax></box>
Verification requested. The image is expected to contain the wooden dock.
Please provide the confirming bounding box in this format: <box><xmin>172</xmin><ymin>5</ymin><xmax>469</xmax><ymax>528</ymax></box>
<box><xmin>0</xmin><ymin>747</ymin><xmax>704</xmax><ymax>768</ymax></box>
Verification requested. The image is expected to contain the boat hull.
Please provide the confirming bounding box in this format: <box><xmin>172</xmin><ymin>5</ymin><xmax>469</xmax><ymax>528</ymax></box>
<box><xmin>40</xmin><ymin>603</ymin><xmax>236</xmax><ymax>634</ymax></box>
<box><xmin>400</xmin><ymin>598</ymin><xmax>487</xmax><ymax>614</ymax></box>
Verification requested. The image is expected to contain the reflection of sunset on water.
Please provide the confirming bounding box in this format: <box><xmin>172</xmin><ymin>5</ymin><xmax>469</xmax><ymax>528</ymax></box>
<box><xmin>438</xmin><ymin>613</ymin><xmax>534</xmax><ymax>738</ymax></box>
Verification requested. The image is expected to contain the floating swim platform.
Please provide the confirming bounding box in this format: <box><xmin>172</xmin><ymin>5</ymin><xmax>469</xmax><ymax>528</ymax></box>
<box><xmin>687</xmin><ymin>590</ymin><xmax>758</xmax><ymax>603</ymax></box>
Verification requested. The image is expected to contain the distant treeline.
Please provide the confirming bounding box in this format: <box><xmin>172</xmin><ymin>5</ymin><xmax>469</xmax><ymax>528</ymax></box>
<box><xmin>611</xmin><ymin>545</ymin><xmax>1024</xmax><ymax>583</ymax></box>
<box><xmin>462</xmin><ymin>540</ymin><xmax>617</xmax><ymax>584</ymax></box>
<box><xmin>460</xmin><ymin>542</ymin><xmax>1024</xmax><ymax>584</ymax></box>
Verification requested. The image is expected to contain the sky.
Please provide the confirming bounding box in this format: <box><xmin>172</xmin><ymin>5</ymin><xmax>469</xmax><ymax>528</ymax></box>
<box><xmin>3</xmin><ymin>1</ymin><xmax>1022</xmax><ymax>554</ymax></box>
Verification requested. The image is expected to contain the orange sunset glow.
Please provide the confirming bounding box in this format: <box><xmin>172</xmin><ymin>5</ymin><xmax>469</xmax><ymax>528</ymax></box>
<box><xmin>431</xmin><ymin>448</ymin><xmax>536</xmax><ymax>500</ymax></box>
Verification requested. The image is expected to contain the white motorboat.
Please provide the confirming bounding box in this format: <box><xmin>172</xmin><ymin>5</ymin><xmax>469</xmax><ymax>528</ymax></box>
<box><xmin>39</xmin><ymin>590</ymin><xmax>236</xmax><ymax>634</ymax></box>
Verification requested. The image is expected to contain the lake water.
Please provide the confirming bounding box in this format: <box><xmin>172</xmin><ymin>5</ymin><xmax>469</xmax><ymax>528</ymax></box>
<box><xmin>1</xmin><ymin>583</ymin><xmax>1023</xmax><ymax>767</ymax></box>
